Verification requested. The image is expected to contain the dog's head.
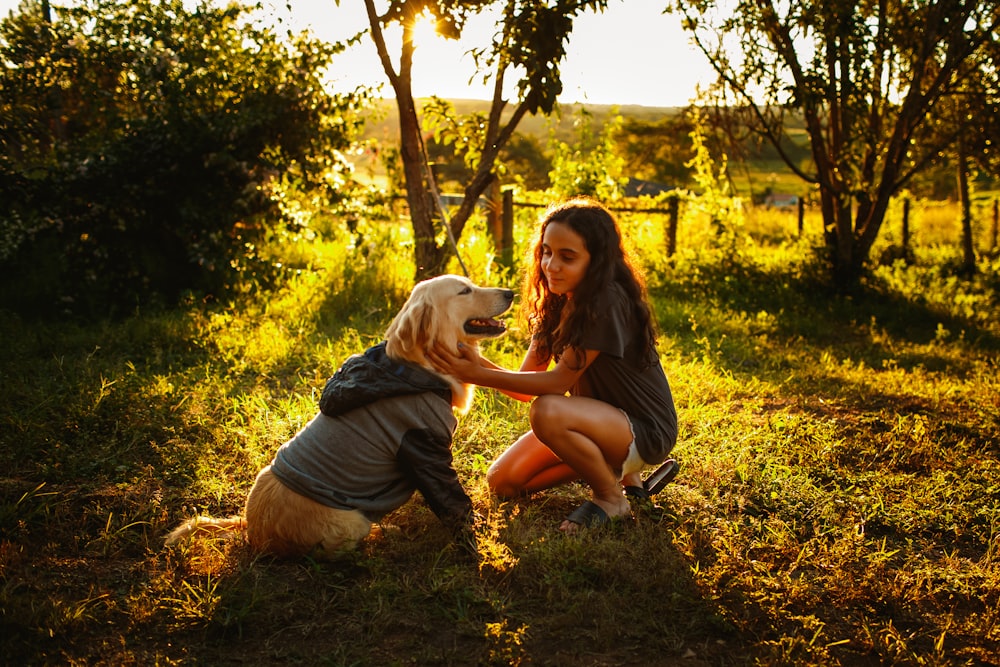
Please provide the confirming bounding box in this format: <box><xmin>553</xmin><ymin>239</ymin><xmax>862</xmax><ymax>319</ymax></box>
<box><xmin>385</xmin><ymin>274</ymin><xmax>514</xmax><ymax>412</ymax></box>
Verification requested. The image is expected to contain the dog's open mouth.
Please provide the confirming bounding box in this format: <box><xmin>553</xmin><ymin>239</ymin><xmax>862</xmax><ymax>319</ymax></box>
<box><xmin>464</xmin><ymin>317</ymin><xmax>506</xmax><ymax>337</ymax></box>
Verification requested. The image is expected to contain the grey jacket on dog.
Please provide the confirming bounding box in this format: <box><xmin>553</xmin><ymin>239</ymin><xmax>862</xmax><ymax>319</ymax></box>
<box><xmin>269</xmin><ymin>342</ymin><xmax>473</xmax><ymax>531</ymax></box>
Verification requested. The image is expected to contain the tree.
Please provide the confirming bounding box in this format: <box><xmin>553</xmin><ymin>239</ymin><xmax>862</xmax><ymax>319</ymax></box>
<box><xmin>669</xmin><ymin>0</ymin><xmax>1000</xmax><ymax>287</ymax></box>
<box><xmin>358</xmin><ymin>0</ymin><xmax>607</xmax><ymax>279</ymax></box>
<box><xmin>942</xmin><ymin>57</ymin><xmax>1000</xmax><ymax>274</ymax></box>
<box><xmin>614</xmin><ymin>113</ymin><xmax>695</xmax><ymax>188</ymax></box>
<box><xmin>548</xmin><ymin>106</ymin><xmax>626</xmax><ymax>201</ymax></box>
<box><xmin>0</xmin><ymin>0</ymin><xmax>365</xmax><ymax>312</ymax></box>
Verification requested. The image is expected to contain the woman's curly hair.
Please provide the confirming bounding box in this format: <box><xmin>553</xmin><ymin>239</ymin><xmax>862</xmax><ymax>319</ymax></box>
<box><xmin>522</xmin><ymin>197</ymin><xmax>657</xmax><ymax>369</ymax></box>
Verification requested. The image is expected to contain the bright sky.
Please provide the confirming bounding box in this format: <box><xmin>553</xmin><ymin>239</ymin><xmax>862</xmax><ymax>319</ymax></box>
<box><xmin>0</xmin><ymin>0</ymin><xmax>713</xmax><ymax>107</ymax></box>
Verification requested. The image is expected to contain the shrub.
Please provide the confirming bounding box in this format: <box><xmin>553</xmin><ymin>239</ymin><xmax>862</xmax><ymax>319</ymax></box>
<box><xmin>0</xmin><ymin>0</ymin><xmax>367</xmax><ymax>315</ymax></box>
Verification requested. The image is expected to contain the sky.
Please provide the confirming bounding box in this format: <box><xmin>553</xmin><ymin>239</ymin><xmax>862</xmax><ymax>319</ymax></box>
<box><xmin>0</xmin><ymin>0</ymin><xmax>714</xmax><ymax>108</ymax></box>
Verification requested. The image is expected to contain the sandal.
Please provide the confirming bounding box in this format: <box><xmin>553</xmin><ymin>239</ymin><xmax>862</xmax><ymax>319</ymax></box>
<box><xmin>643</xmin><ymin>458</ymin><xmax>680</xmax><ymax>495</ymax></box>
<box><xmin>565</xmin><ymin>500</ymin><xmax>610</xmax><ymax>528</ymax></box>
<box><xmin>563</xmin><ymin>500</ymin><xmax>632</xmax><ymax>533</ymax></box>
<box><xmin>623</xmin><ymin>484</ymin><xmax>661</xmax><ymax>518</ymax></box>
<box><xmin>623</xmin><ymin>485</ymin><xmax>650</xmax><ymax>502</ymax></box>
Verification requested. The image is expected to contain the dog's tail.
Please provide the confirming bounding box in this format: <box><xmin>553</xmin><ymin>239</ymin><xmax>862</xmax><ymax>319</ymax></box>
<box><xmin>164</xmin><ymin>515</ymin><xmax>246</xmax><ymax>547</ymax></box>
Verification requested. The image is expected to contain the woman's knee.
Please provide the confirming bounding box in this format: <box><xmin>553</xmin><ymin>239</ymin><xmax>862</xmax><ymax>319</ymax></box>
<box><xmin>486</xmin><ymin>457</ymin><xmax>521</xmax><ymax>499</ymax></box>
<box><xmin>529</xmin><ymin>395</ymin><xmax>566</xmax><ymax>439</ymax></box>
<box><xmin>486</xmin><ymin>463</ymin><xmax>512</xmax><ymax>498</ymax></box>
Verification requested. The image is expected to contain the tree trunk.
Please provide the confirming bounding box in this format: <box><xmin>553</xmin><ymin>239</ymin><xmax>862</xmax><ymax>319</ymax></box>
<box><xmin>365</xmin><ymin>0</ymin><xmax>449</xmax><ymax>280</ymax></box>
<box><xmin>397</xmin><ymin>98</ymin><xmax>446</xmax><ymax>279</ymax></box>
<box><xmin>957</xmin><ymin>140</ymin><xmax>976</xmax><ymax>276</ymax></box>
<box><xmin>829</xmin><ymin>195</ymin><xmax>858</xmax><ymax>288</ymax></box>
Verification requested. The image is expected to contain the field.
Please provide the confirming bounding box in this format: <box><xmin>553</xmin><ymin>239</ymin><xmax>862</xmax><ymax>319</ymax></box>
<box><xmin>2</xmin><ymin>199</ymin><xmax>999</xmax><ymax>665</ymax></box>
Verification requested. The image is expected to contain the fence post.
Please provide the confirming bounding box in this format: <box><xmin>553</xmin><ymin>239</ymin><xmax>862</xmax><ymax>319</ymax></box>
<box><xmin>797</xmin><ymin>197</ymin><xmax>804</xmax><ymax>237</ymax></box>
<box><xmin>992</xmin><ymin>198</ymin><xmax>998</xmax><ymax>253</ymax></box>
<box><xmin>902</xmin><ymin>197</ymin><xmax>910</xmax><ymax>253</ymax></box>
<box><xmin>665</xmin><ymin>195</ymin><xmax>679</xmax><ymax>258</ymax></box>
<box><xmin>500</xmin><ymin>189</ymin><xmax>514</xmax><ymax>270</ymax></box>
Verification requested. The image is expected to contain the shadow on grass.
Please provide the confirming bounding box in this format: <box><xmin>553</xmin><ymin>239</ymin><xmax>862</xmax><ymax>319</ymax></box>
<box><xmin>119</xmin><ymin>493</ymin><xmax>729</xmax><ymax>666</ymax></box>
<box><xmin>5</xmin><ymin>256</ymin><xmax>999</xmax><ymax>665</ymax></box>
<box><xmin>657</xmin><ymin>259</ymin><xmax>1000</xmax><ymax>360</ymax></box>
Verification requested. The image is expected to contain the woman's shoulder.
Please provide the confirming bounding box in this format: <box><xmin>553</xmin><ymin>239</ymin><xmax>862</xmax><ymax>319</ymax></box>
<box><xmin>583</xmin><ymin>283</ymin><xmax>634</xmax><ymax>336</ymax></box>
<box><xmin>592</xmin><ymin>280</ymin><xmax>631</xmax><ymax>311</ymax></box>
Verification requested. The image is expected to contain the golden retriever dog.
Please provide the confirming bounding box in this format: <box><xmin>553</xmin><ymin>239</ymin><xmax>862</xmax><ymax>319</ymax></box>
<box><xmin>165</xmin><ymin>274</ymin><xmax>514</xmax><ymax>559</ymax></box>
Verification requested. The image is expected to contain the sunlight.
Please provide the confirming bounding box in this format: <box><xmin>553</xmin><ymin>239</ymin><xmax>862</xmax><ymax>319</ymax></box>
<box><xmin>412</xmin><ymin>11</ymin><xmax>444</xmax><ymax>48</ymax></box>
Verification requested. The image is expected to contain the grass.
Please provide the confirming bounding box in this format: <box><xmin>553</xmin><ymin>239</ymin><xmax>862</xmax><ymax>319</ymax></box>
<box><xmin>2</xmin><ymin>201</ymin><xmax>999</xmax><ymax>665</ymax></box>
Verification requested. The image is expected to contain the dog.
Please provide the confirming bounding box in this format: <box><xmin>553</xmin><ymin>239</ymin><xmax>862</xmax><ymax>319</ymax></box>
<box><xmin>165</xmin><ymin>274</ymin><xmax>514</xmax><ymax>559</ymax></box>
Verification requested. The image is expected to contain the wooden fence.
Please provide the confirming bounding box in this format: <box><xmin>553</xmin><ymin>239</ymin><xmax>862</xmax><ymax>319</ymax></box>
<box><xmin>470</xmin><ymin>188</ymin><xmax>1000</xmax><ymax>271</ymax></box>
<box><xmin>485</xmin><ymin>190</ymin><xmax>682</xmax><ymax>270</ymax></box>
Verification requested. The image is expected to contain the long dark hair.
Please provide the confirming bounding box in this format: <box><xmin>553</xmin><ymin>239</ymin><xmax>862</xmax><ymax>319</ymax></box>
<box><xmin>523</xmin><ymin>197</ymin><xmax>657</xmax><ymax>368</ymax></box>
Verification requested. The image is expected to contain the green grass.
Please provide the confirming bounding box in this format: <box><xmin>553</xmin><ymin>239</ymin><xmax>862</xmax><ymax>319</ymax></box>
<box><xmin>2</xmin><ymin>202</ymin><xmax>999</xmax><ymax>665</ymax></box>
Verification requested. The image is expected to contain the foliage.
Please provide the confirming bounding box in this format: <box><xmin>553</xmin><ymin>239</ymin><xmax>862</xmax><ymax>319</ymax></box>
<box><xmin>420</xmin><ymin>96</ymin><xmax>561</xmax><ymax>193</ymax></box>
<box><xmin>497</xmin><ymin>132</ymin><xmax>551</xmax><ymax>192</ymax></box>
<box><xmin>614</xmin><ymin>112</ymin><xmax>695</xmax><ymax>188</ymax></box>
<box><xmin>0</xmin><ymin>0</ymin><xmax>367</xmax><ymax>314</ymax></box>
<box><xmin>683</xmin><ymin>110</ymin><xmax>743</xmax><ymax>232</ymax></box>
<box><xmin>546</xmin><ymin>106</ymin><xmax>626</xmax><ymax>201</ymax></box>
<box><xmin>670</xmin><ymin>0</ymin><xmax>1000</xmax><ymax>287</ymax></box>
<box><xmin>2</xmin><ymin>199</ymin><xmax>999</xmax><ymax>664</ymax></box>
<box><xmin>362</xmin><ymin>0</ymin><xmax>609</xmax><ymax>278</ymax></box>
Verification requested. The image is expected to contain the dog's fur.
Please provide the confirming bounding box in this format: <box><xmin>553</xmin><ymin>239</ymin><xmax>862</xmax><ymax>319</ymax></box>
<box><xmin>165</xmin><ymin>275</ymin><xmax>513</xmax><ymax>558</ymax></box>
<box><xmin>383</xmin><ymin>274</ymin><xmax>510</xmax><ymax>414</ymax></box>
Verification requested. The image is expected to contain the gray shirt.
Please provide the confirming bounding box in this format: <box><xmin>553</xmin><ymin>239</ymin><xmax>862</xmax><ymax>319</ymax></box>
<box><xmin>271</xmin><ymin>392</ymin><xmax>457</xmax><ymax>522</ymax></box>
<box><xmin>269</xmin><ymin>342</ymin><xmax>472</xmax><ymax>527</ymax></box>
<box><xmin>572</xmin><ymin>282</ymin><xmax>678</xmax><ymax>464</ymax></box>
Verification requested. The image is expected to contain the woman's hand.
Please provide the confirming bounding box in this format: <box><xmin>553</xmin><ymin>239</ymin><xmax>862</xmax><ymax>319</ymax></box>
<box><xmin>426</xmin><ymin>341</ymin><xmax>483</xmax><ymax>383</ymax></box>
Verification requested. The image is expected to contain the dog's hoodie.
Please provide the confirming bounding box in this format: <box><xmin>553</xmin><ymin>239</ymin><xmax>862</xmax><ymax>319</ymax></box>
<box><xmin>269</xmin><ymin>342</ymin><xmax>473</xmax><ymax>532</ymax></box>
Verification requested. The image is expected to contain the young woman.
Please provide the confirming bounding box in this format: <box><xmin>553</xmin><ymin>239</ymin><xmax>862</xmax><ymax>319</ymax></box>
<box><xmin>429</xmin><ymin>197</ymin><xmax>678</xmax><ymax>532</ymax></box>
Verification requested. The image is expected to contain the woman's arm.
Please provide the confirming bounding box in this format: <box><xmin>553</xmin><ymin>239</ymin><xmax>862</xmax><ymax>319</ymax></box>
<box><xmin>466</xmin><ymin>339</ymin><xmax>549</xmax><ymax>402</ymax></box>
<box><xmin>474</xmin><ymin>350</ymin><xmax>537</xmax><ymax>402</ymax></box>
<box><xmin>428</xmin><ymin>339</ymin><xmax>599</xmax><ymax>401</ymax></box>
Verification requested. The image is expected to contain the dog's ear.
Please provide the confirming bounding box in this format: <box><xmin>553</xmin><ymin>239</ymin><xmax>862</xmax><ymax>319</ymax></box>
<box><xmin>386</xmin><ymin>297</ymin><xmax>434</xmax><ymax>360</ymax></box>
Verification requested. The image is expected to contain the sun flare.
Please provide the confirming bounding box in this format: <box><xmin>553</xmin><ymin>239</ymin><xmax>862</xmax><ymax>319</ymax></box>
<box><xmin>412</xmin><ymin>12</ymin><xmax>443</xmax><ymax>48</ymax></box>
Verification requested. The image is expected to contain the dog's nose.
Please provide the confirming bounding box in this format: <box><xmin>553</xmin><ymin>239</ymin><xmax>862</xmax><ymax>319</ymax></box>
<box><xmin>503</xmin><ymin>289</ymin><xmax>514</xmax><ymax>302</ymax></box>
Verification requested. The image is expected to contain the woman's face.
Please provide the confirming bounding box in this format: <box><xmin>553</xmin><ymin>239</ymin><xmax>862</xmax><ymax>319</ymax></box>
<box><xmin>540</xmin><ymin>221</ymin><xmax>591</xmax><ymax>296</ymax></box>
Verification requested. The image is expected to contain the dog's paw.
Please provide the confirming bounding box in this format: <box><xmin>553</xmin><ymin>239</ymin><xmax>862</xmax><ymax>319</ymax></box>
<box><xmin>447</xmin><ymin>515</ymin><xmax>481</xmax><ymax>562</ymax></box>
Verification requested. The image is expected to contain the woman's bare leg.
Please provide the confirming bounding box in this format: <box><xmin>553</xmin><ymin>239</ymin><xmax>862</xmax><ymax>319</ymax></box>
<box><xmin>487</xmin><ymin>431</ymin><xmax>579</xmax><ymax>498</ymax></box>
<box><xmin>488</xmin><ymin>431</ymin><xmax>644</xmax><ymax>498</ymax></box>
<box><xmin>528</xmin><ymin>395</ymin><xmax>635</xmax><ymax>531</ymax></box>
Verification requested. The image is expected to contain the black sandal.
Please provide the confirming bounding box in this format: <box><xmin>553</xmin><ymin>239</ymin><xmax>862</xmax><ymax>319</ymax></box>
<box><xmin>643</xmin><ymin>458</ymin><xmax>680</xmax><ymax>496</ymax></box>
<box><xmin>623</xmin><ymin>485</ymin><xmax>650</xmax><ymax>502</ymax></box>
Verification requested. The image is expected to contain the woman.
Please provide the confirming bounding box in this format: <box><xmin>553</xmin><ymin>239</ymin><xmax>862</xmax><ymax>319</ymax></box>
<box><xmin>430</xmin><ymin>197</ymin><xmax>678</xmax><ymax>532</ymax></box>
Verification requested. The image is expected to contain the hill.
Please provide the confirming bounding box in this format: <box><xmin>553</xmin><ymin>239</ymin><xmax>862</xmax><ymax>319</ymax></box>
<box><xmin>358</xmin><ymin>98</ymin><xmax>812</xmax><ymax>199</ymax></box>
<box><xmin>360</xmin><ymin>97</ymin><xmax>688</xmax><ymax>143</ymax></box>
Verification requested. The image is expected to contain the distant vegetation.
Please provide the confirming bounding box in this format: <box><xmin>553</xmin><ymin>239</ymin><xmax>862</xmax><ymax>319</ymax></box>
<box><xmin>358</xmin><ymin>97</ymin><xmax>988</xmax><ymax>203</ymax></box>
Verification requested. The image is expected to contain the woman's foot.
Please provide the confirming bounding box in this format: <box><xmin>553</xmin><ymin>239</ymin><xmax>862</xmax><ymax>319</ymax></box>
<box><xmin>621</xmin><ymin>471</ymin><xmax>644</xmax><ymax>490</ymax></box>
<box><xmin>559</xmin><ymin>495</ymin><xmax>631</xmax><ymax>534</ymax></box>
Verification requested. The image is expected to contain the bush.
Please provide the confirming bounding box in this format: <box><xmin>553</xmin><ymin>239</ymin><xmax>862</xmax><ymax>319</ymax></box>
<box><xmin>0</xmin><ymin>0</ymin><xmax>368</xmax><ymax>315</ymax></box>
